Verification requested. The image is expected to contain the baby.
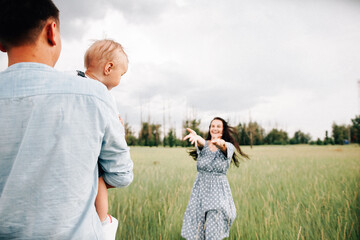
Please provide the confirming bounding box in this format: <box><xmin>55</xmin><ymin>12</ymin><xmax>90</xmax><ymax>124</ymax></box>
<box><xmin>83</xmin><ymin>39</ymin><xmax>128</xmax><ymax>90</ymax></box>
<box><xmin>79</xmin><ymin>39</ymin><xmax>128</xmax><ymax>240</ymax></box>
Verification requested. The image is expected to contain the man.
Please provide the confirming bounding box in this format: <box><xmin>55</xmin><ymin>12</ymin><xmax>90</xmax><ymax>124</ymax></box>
<box><xmin>0</xmin><ymin>0</ymin><xmax>133</xmax><ymax>239</ymax></box>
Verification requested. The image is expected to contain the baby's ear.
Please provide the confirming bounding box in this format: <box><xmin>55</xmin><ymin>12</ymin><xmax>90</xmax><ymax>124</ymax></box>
<box><xmin>104</xmin><ymin>62</ymin><xmax>114</xmax><ymax>75</ymax></box>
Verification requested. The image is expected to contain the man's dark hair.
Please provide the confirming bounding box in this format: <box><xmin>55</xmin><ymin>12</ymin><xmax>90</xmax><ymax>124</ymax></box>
<box><xmin>0</xmin><ymin>0</ymin><xmax>59</xmax><ymax>50</ymax></box>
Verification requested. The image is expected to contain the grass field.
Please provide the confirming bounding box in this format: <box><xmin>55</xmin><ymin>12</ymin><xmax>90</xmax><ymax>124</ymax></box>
<box><xmin>108</xmin><ymin>145</ymin><xmax>360</xmax><ymax>240</ymax></box>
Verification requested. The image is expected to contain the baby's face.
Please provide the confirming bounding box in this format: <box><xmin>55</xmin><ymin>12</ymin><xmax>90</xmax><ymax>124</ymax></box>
<box><xmin>106</xmin><ymin>52</ymin><xmax>128</xmax><ymax>89</ymax></box>
<box><xmin>108</xmin><ymin>61</ymin><xmax>128</xmax><ymax>89</ymax></box>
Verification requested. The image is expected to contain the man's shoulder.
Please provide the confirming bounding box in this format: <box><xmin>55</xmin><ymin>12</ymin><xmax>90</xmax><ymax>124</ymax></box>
<box><xmin>55</xmin><ymin>70</ymin><xmax>109</xmax><ymax>99</ymax></box>
<box><xmin>0</xmin><ymin>62</ymin><xmax>111</xmax><ymax>104</ymax></box>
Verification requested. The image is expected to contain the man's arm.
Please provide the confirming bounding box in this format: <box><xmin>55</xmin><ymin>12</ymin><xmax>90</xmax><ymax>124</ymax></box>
<box><xmin>98</xmin><ymin>105</ymin><xmax>133</xmax><ymax>188</ymax></box>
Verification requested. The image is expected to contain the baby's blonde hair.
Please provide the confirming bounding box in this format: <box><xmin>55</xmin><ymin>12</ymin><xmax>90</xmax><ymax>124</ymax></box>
<box><xmin>84</xmin><ymin>39</ymin><xmax>128</xmax><ymax>69</ymax></box>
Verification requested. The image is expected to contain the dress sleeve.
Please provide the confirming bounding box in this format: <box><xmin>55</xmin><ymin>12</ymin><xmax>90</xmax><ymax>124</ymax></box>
<box><xmin>98</xmin><ymin>98</ymin><xmax>134</xmax><ymax>188</ymax></box>
<box><xmin>196</xmin><ymin>140</ymin><xmax>207</xmax><ymax>155</ymax></box>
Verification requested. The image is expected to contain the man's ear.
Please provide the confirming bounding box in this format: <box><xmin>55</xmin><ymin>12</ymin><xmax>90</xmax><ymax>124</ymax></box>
<box><xmin>104</xmin><ymin>62</ymin><xmax>114</xmax><ymax>76</ymax></box>
<box><xmin>0</xmin><ymin>43</ymin><xmax>7</xmax><ymax>52</ymax></box>
<box><xmin>46</xmin><ymin>21</ymin><xmax>58</xmax><ymax>46</ymax></box>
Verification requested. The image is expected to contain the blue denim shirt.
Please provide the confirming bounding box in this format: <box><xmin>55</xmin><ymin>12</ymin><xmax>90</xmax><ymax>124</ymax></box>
<box><xmin>0</xmin><ymin>63</ymin><xmax>133</xmax><ymax>239</ymax></box>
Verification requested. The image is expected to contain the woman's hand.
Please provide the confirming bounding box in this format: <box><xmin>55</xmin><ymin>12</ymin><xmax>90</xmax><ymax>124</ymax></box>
<box><xmin>211</xmin><ymin>137</ymin><xmax>226</xmax><ymax>152</ymax></box>
<box><xmin>183</xmin><ymin>128</ymin><xmax>205</xmax><ymax>147</ymax></box>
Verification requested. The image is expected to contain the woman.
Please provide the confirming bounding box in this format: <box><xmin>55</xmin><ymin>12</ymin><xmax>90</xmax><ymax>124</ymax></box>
<box><xmin>181</xmin><ymin>117</ymin><xmax>249</xmax><ymax>240</ymax></box>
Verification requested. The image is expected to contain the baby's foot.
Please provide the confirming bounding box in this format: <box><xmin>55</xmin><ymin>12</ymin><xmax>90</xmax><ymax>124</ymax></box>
<box><xmin>102</xmin><ymin>214</ymin><xmax>118</xmax><ymax>240</ymax></box>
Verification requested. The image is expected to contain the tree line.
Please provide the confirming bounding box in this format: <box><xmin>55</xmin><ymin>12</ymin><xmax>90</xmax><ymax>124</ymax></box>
<box><xmin>123</xmin><ymin>116</ymin><xmax>360</xmax><ymax>147</ymax></box>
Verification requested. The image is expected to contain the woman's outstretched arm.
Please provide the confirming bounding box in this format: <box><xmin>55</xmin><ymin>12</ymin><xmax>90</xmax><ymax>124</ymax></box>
<box><xmin>183</xmin><ymin>128</ymin><xmax>205</xmax><ymax>148</ymax></box>
<box><xmin>211</xmin><ymin>138</ymin><xmax>227</xmax><ymax>153</ymax></box>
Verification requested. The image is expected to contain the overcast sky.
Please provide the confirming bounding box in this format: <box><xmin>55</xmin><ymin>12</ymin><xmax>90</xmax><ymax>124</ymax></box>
<box><xmin>1</xmin><ymin>0</ymin><xmax>360</xmax><ymax>140</ymax></box>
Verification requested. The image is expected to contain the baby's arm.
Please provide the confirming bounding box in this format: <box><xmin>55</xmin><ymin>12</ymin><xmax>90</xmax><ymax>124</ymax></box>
<box><xmin>95</xmin><ymin>177</ymin><xmax>109</xmax><ymax>222</ymax></box>
<box><xmin>118</xmin><ymin>114</ymin><xmax>124</xmax><ymax>126</ymax></box>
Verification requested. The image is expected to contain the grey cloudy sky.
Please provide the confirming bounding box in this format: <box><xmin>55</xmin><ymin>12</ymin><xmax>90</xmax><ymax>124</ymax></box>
<box><xmin>1</xmin><ymin>0</ymin><xmax>360</xmax><ymax>139</ymax></box>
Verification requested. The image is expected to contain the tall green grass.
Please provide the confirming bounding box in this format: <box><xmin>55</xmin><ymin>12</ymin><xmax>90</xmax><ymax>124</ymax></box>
<box><xmin>108</xmin><ymin>145</ymin><xmax>360</xmax><ymax>239</ymax></box>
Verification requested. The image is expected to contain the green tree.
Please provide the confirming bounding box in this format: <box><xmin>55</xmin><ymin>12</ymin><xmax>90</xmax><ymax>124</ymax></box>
<box><xmin>124</xmin><ymin>122</ymin><xmax>137</xmax><ymax>146</ymax></box>
<box><xmin>264</xmin><ymin>128</ymin><xmax>289</xmax><ymax>145</ymax></box>
<box><xmin>235</xmin><ymin>122</ymin><xmax>265</xmax><ymax>146</ymax></box>
<box><xmin>350</xmin><ymin>115</ymin><xmax>360</xmax><ymax>144</ymax></box>
<box><xmin>249</xmin><ymin>122</ymin><xmax>266</xmax><ymax>145</ymax></box>
<box><xmin>289</xmin><ymin>130</ymin><xmax>311</xmax><ymax>144</ymax></box>
<box><xmin>152</xmin><ymin>124</ymin><xmax>162</xmax><ymax>146</ymax></box>
<box><xmin>332</xmin><ymin>123</ymin><xmax>350</xmax><ymax>145</ymax></box>
<box><xmin>165</xmin><ymin>128</ymin><xmax>177</xmax><ymax>147</ymax></box>
<box><xmin>138</xmin><ymin>122</ymin><xmax>150</xmax><ymax>146</ymax></box>
<box><xmin>235</xmin><ymin>123</ymin><xmax>249</xmax><ymax>145</ymax></box>
<box><xmin>323</xmin><ymin>130</ymin><xmax>334</xmax><ymax>145</ymax></box>
<box><xmin>139</xmin><ymin>122</ymin><xmax>162</xmax><ymax>146</ymax></box>
<box><xmin>316</xmin><ymin>138</ymin><xmax>323</xmax><ymax>145</ymax></box>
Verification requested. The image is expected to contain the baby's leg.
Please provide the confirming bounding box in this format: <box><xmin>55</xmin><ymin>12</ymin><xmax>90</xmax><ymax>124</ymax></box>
<box><xmin>95</xmin><ymin>176</ymin><xmax>109</xmax><ymax>222</ymax></box>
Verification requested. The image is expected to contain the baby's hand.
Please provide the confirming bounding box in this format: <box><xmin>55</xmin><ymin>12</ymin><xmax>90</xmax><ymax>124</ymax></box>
<box><xmin>118</xmin><ymin>114</ymin><xmax>124</xmax><ymax>126</ymax></box>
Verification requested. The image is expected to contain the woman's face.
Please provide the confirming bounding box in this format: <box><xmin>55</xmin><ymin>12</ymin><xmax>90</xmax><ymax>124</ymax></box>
<box><xmin>210</xmin><ymin>119</ymin><xmax>223</xmax><ymax>139</ymax></box>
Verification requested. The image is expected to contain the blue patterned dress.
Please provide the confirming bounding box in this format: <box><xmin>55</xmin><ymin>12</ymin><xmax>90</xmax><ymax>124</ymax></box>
<box><xmin>181</xmin><ymin>141</ymin><xmax>237</xmax><ymax>240</ymax></box>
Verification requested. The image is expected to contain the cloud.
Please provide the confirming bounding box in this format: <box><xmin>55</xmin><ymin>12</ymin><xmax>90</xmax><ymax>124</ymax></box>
<box><xmin>53</xmin><ymin>0</ymin><xmax>107</xmax><ymax>38</ymax></box>
<box><xmin>108</xmin><ymin>0</ymin><xmax>176</xmax><ymax>24</ymax></box>
<box><xmin>53</xmin><ymin>0</ymin><xmax>177</xmax><ymax>39</ymax></box>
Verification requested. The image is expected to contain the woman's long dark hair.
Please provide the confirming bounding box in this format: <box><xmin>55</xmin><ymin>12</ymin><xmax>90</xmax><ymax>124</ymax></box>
<box><xmin>188</xmin><ymin>117</ymin><xmax>249</xmax><ymax>167</ymax></box>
